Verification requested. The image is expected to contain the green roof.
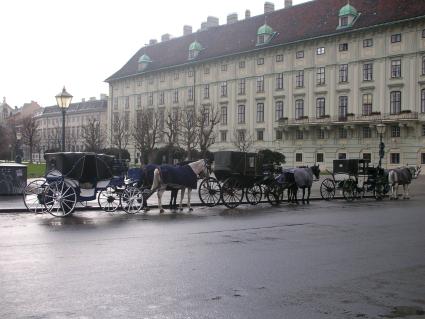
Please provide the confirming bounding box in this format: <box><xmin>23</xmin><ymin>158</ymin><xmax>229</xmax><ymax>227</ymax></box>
<box><xmin>257</xmin><ymin>24</ymin><xmax>273</xmax><ymax>35</ymax></box>
<box><xmin>339</xmin><ymin>3</ymin><xmax>358</xmax><ymax>16</ymax></box>
<box><xmin>189</xmin><ymin>41</ymin><xmax>203</xmax><ymax>51</ymax></box>
<box><xmin>138</xmin><ymin>54</ymin><xmax>152</xmax><ymax>63</ymax></box>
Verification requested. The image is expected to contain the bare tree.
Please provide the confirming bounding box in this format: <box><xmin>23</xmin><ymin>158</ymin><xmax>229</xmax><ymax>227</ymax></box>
<box><xmin>20</xmin><ymin>116</ymin><xmax>40</xmax><ymax>163</ymax></box>
<box><xmin>180</xmin><ymin>108</ymin><xmax>199</xmax><ymax>159</ymax></box>
<box><xmin>133</xmin><ymin>108</ymin><xmax>160</xmax><ymax>164</ymax></box>
<box><xmin>81</xmin><ymin>119</ymin><xmax>106</xmax><ymax>152</ymax></box>
<box><xmin>162</xmin><ymin>108</ymin><xmax>180</xmax><ymax>146</ymax></box>
<box><xmin>198</xmin><ymin>105</ymin><xmax>220</xmax><ymax>157</ymax></box>
<box><xmin>111</xmin><ymin>112</ymin><xmax>130</xmax><ymax>159</ymax></box>
<box><xmin>232</xmin><ymin>129</ymin><xmax>254</xmax><ymax>152</ymax></box>
<box><xmin>0</xmin><ymin>124</ymin><xmax>13</xmax><ymax>160</ymax></box>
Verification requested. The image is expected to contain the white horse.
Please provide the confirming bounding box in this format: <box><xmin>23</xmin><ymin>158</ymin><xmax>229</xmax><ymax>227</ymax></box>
<box><xmin>388</xmin><ymin>166</ymin><xmax>421</xmax><ymax>199</ymax></box>
<box><xmin>151</xmin><ymin>159</ymin><xmax>209</xmax><ymax>213</ymax></box>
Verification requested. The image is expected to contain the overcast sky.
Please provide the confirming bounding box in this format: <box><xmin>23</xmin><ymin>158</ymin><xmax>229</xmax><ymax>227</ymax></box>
<box><xmin>0</xmin><ymin>0</ymin><xmax>308</xmax><ymax>108</ymax></box>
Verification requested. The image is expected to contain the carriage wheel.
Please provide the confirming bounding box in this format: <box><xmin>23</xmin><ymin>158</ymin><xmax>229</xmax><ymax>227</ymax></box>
<box><xmin>198</xmin><ymin>177</ymin><xmax>221</xmax><ymax>207</ymax></box>
<box><xmin>264</xmin><ymin>182</ymin><xmax>281</xmax><ymax>206</ymax></box>
<box><xmin>43</xmin><ymin>181</ymin><xmax>77</xmax><ymax>217</ymax></box>
<box><xmin>121</xmin><ymin>187</ymin><xmax>144</xmax><ymax>214</ymax></box>
<box><xmin>221</xmin><ymin>178</ymin><xmax>244</xmax><ymax>208</ymax></box>
<box><xmin>342</xmin><ymin>180</ymin><xmax>356</xmax><ymax>202</ymax></box>
<box><xmin>246</xmin><ymin>184</ymin><xmax>263</xmax><ymax>205</ymax></box>
<box><xmin>98</xmin><ymin>187</ymin><xmax>121</xmax><ymax>212</ymax></box>
<box><xmin>23</xmin><ymin>179</ymin><xmax>49</xmax><ymax>214</ymax></box>
<box><xmin>320</xmin><ymin>178</ymin><xmax>336</xmax><ymax>200</ymax></box>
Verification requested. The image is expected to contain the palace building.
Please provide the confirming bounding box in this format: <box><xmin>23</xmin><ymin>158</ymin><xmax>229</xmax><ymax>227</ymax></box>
<box><xmin>106</xmin><ymin>0</ymin><xmax>425</xmax><ymax>168</ymax></box>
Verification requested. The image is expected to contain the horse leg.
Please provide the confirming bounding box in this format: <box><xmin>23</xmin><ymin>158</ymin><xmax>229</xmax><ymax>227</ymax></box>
<box><xmin>394</xmin><ymin>183</ymin><xmax>399</xmax><ymax>200</ymax></box>
<box><xmin>187</xmin><ymin>189</ymin><xmax>193</xmax><ymax>211</ymax></box>
<box><xmin>179</xmin><ymin>188</ymin><xmax>185</xmax><ymax>211</ymax></box>
<box><xmin>307</xmin><ymin>187</ymin><xmax>311</xmax><ymax>204</ymax></box>
<box><xmin>302</xmin><ymin>188</ymin><xmax>306</xmax><ymax>204</ymax></box>
<box><xmin>294</xmin><ymin>186</ymin><xmax>299</xmax><ymax>204</ymax></box>
<box><xmin>157</xmin><ymin>188</ymin><xmax>165</xmax><ymax>213</ymax></box>
<box><xmin>404</xmin><ymin>184</ymin><xmax>410</xmax><ymax>199</ymax></box>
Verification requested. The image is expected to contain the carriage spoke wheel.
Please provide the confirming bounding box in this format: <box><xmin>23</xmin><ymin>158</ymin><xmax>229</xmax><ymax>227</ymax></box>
<box><xmin>221</xmin><ymin>178</ymin><xmax>244</xmax><ymax>208</ymax></box>
<box><xmin>44</xmin><ymin>181</ymin><xmax>77</xmax><ymax>217</ymax></box>
<box><xmin>98</xmin><ymin>187</ymin><xmax>121</xmax><ymax>212</ymax></box>
<box><xmin>320</xmin><ymin>178</ymin><xmax>336</xmax><ymax>200</ymax></box>
<box><xmin>198</xmin><ymin>177</ymin><xmax>221</xmax><ymax>207</ymax></box>
<box><xmin>265</xmin><ymin>182</ymin><xmax>281</xmax><ymax>206</ymax></box>
<box><xmin>23</xmin><ymin>179</ymin><xmax>48</xmax><ymax>214</ymax></box>
<box><xmin>121</xmin><ymin>187</ymin><xmax>143</xmax><ymax>214</ymax></box>
<box><xmin>246</xmin><ymin>184</ymin><xmax>263</xmax><ymax>205</ymax></box>
<box><xmin>342</xmin><ymin>180</ymin><xmax>356</xmax><ymax>202</ymax></box>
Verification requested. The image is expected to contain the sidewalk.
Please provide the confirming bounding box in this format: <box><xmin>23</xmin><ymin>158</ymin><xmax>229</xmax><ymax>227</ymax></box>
<box><xmin>1</xmin><ymin>176</ymin><xmax>424</xmax><ymax>213</ymax></box>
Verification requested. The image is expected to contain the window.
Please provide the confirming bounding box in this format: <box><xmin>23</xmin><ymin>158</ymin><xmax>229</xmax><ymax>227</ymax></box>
<box><xmin>422</xmin><ymin>56</ymin><xmax>425</xmax><ymax>75</ymax></box>
<box><xmin>113</xmin><ymin>97</ymin><xmax>118</xmax><ymax>109</ymax></box>
<box><xmin>188</xmin><ymin>87</ymin><xmax>194</xmax><ymax>101</ymax></box>
<box><xmin>316</xmin><ymin>153</ymin><xmax>324</xmax><ymax>163</ymax></box>
<box><xmin>296</xmin><ymin>50</ymin><xmax>304</xmax><ymax>59</ymax></box>
<box><xmin>239</xmin><ymin>61</ymin><xmax>245</xmax><ymax>69</ymax></box>
<box><xmin>295</xmin><ymin>153</ymin><xmax>303</xmax><ymax>162</ymax></box>
<box><xmin>256</xmin><ymin>76</ymin><xmax>264</xmax><ymax>93</ymax></box>
<box><xmin>363</xmin><ymin>38</ymin><xmax>373</xmax><ymax>47</ymax></box>
<box><xmin>188</xmin><ymin>70</ymin><xmax>194</xmax><ymax>77</ymax></box>
<box><xmin>136</xmin><ymin>95</ymin><xmax>142</xmax><ymax>108</ymax></box>
<box><xmin>276</xmin><ymin>73</ymin><xmax>284</xmax><ymax>90</ymax></box>
<box><xmin>391</xmin><ymin>126</ymin><xmax>400</xmax><ymax>137</ymax></box>
<box><xmin>390</xmin><ymin>91</ymin><xmax>401</xmax><ymax>114</ymax></box>
<box><xmin>391</xmin><ymin>60</ymin><xmax>401</xmax><ymax>78</ymax></box>
<box><xmin>391</xmin><ymin>33</ymin><xmax>401</xmax><ymax>43</ymax></box>
<box><xmin>363</xmin><ymin>63</ymin><xmax>373</xmax><ymax>81</ymax></box>
<box><xmin>174</xmin><ymin>72</ymin><xmax>179</xmax><ymax>80</ymax></box>
<box><xmin>316</xmin><ymin>47</ymin><xmax>325</xmax><ymax>55</ymax></box>
<box><xmin>296</xmin><ymin>70</ymin><xmax>304</xmax><ymax>87</ymax></box>
<box><xmin>276</xmin><ymin>130</ymin><xmax>283</xmax><ymax>140</ymax></box>
<box><xmin>390</xmin><ymin>153</ymin><xmax>400</xmax><ymax>164</ymax></box>
<box><xmin>338</xmin><ymin>127</ymin><xmax>348</xmax><ymax>139</ymax></box>
<box><xmin>316</xmin><ymin>67</ymin><xmax>325</xmax><ymax>85</ymax></box>
<box><xmin>204</xmin><ymin>67</ymin><xmax>210</xmax><ymax>74</ymax></box>
<box><xmin>276</xmin><ymin>54</ymin><xmax>284</xmax><ymax>62</ymax></box>
<box><xmin>237</xmin><ymin>105</ymin><xmax>245</xmax><ymax>124</ymax></box>
<box><xmin>338</xmin><ymin>153</ymin><xmax>347</xmax><ymax>160</ymax></box>
<box><xmin>423</xmin><ymin>29</ymin><xmax>425</xmax><ymax>38</ymax></box>
<box><xmin>257</xmin><ymin>57</ymin><xmax>264</xmax><ymax>65</ymax></box>
<box><xmin>238</xmin><ymin>130</ymin><xmax>245</xmax><ymax>142</ymax></box>
<box><xmin>275</xmin><ymin>101</ymin><xmax>284</xmax><ymax>120</ymax></box>
<box><xmin>204</xmin><ymin>85</ymin><xmax>209</xmax><ymax>99</ymax></box>
<box><xmin>220</xmin><ymin>131</ymin><xmax>227</xmax><ymax>142</ymax></box>
<box><xmin>362</xmin><ymin>127</ymin><xmax>372</xmax><ymax>138</ymax></box>
<box><xmin>221</xmin><ymin>106</ymin><xmax>227</xmax><ymax>125</ymax></box>
<box><xmin>363</xmin><ymin>153</ymin><xmax>371</xmax><ymax>161</ymax></box>
<box><xmin>125</xmin><ymin>96</ymin><xmax>130</xmax><ymax>108</ymax></box>
<box><xmin>295</xmin><ymin>99</ymin><xmax>304</xmax><ymax>119</ymax></box>
<box><xmin>159</xmin><ymin>92</ymin><xmax>164</xmax><ymax>105</ymax></box>
<box><xmin>339</xmin><ymin>43</ymin><xmax>348</xmax><ymax>51</ymax></box>
<box><xmin>316</xmin><ymin>98</ymin><xmax>325</xmax><ymax>118</ymax></box>
<box><xmin>221</xmin><ymin>64</ymin><xmax>227</xmax><ymax>71</ymax></box>
<box><xmin>238</xmin><ymin>79</ymin><xmax>246</xmax><ymax>95</ymax></box>
<box><xmin>340</xmin><ymin>16</ymin><xmax>348</xmax><ymax>27</ymax></box>
<box><xmin>256</xmin><ymin>103</ymin><xmax>264</xmax><ymax>123</ymax></box>
<box><xmin>338</xmin><ymin>96</ymin><xmax>348</xmax><ymax>120</ymax></box>
<box><xmin>422</xmin><ymin>89</ymin><xmax>425</xmax><ymax>113</ymax></box>
<box><xmin>362</xmin><ymin>94</ymin><xmax>373</xmax><ymax>115</ymax></box>
<box><xmin>421</xmin><ymin>153</ymin><xmax>425</xmax><ymax>165</ymax></box>
<box><xmin>422</xmin><ymin>125</ymin><xmax>425</xmax><ymax>136</ymax></box>
<box><xmin>257</xmin><ymin>130</ymin><xmax>264</xmax><ymax>141</ymax></box>
<box><xmin>160</xmin><ymin>73</ymin><xmax>165</xmax><ymax>82</ymax></box>
<box><xmin>220</xmin><ymin>81</ymin><xmax>228</xmax><ymax>97</ymax></box>
<box><xmin>296</xmin><ymin>130</ymin><xmax>304</xmax><ymax>140</ymax></box>
<box><xmin>257</xmin><ymin>34</ymin><xmax>265</xmax><ymax>45</ymax></box>
<box><xmin>317</xmin><ymin>129</ymin><xmax>325</xmax><ymax>140</ymax></box>
<box><xmin>339</xmin><ymin>64</ymin><xmax>348</xmax><ymax>82</ymax></box>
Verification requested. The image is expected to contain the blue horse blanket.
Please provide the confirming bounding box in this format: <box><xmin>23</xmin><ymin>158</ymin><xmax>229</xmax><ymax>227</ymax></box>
<box><xmin>159</xmin><ymin>164</ymin><xmax>197</xmax><ymax>189</ymax></box>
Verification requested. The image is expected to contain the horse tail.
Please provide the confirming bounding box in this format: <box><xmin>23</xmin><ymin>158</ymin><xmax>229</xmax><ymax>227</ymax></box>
<box><xmin>151</xmin><ymin>168</ymin><xmax>161</xmax><ymax>191</ymax></box>
<box><xmin>388</xmin><ymin>170</ymin><xmax>396</xmax><ymax>186</ymax></box>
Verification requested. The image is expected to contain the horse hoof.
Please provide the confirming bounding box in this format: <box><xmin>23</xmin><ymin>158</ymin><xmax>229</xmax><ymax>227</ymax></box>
<box><xmin>189</xmin><ymin>208</ymin><xmax>193</xmax><ymax>212</ymax></box>
<box><xmin>159</xmin><ymin>209</ymin><xmax>165</xmax><ymax>214</ymax></box>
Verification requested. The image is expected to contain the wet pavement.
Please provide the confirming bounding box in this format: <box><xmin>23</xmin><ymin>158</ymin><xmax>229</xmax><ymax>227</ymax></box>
<box><xmin>1</xmin><ymin>193</ymin><xmax>425</xmax><ymax>318</ymax></box>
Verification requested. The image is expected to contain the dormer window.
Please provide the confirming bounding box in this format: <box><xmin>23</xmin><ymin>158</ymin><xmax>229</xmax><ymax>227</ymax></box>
<box><xmin>337</xmin><ymin>3</ymin><xmax>359</xmax><ymax>30</ymax></box>
<box><xmin>257</xmin><ymin>23</ymin><xmax>274</xmax><ymax>45</ymax></box>
<box><xmin>188</xmin><ymin>41</ymin><xmax>203</xmax><ymax>60</ymax></box>
<box><xmin>138</xmin><ymin>54</ymin><xmax>152</xmax><ymax>71</ymax></box>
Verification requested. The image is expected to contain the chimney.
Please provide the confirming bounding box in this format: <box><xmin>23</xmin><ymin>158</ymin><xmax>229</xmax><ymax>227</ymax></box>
<box><xmin>89</xmin><ymin>97</ymin><xmax>96</xmax><ymax>101</ymax></box>
<box><xmin>161</xmin><ymin>33</ymin><xmax>171</xmax><ymax>42</ymax></box>
<box><xmin>82</xmin><ymin>98</ymin><xmax>85</xmax><ymax>102</ymax></box>
<box><xmin>264</xmin><ymin>2</ymin><xmax>275</xmax><ymax>13</ymax></box>
<box><xmin>227</xmin><ymin>13</ymin><xmax>238</xmax><ymax>24</ymax></box>
<box><xmin>245</xmin><ymin>9</ymin><xmax>251</xmax><ymax>19</ymax></box>
<box><xmin>201</xmin><ymin>22</ymin><xmax>207</xmax><ymax>31</ymax></box>
<box><xmin>206</xmin><ymin>16</ymin><xmax>219</xmax><ymax>28</ymax></box>
<box><xmin>149</xmin><ymin>39</ymin><xmax>157</xmax><ymax>45</ymax></box>
<box><xmin>183</xmin><ymin>25</ymin><xmax>192</xmax><ymax>36</ymax></box>
<box><xmin>285</xmin><ymin>0</ymin><xmax>293</xmax><ymax>8</ymax></box>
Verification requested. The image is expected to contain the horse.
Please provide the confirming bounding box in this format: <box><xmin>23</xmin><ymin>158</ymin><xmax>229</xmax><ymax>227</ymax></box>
<box><xmin>291</xmin><ymin>165</ymin><xmax>321</xmax><ymax>204</ymax></box>
<box><xmin>275</xmin><ymin>170</ymin><xmax>297</xmax><ymax>203</ymax></box>
<box><xmin>151</xmin><ymin>159</ymin><xmax>210</xmax><ymax>213</ymax></box>
<box><xmin>388</xmin><ymin>166</ymin><xmax>421</xmax><ymax>199</ymax></box>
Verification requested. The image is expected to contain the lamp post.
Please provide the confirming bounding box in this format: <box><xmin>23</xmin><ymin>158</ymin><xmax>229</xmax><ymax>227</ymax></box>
<box><xmin>55</xmin><ymin>87</ymin><xmax>73</xmax><ymax>152</ymax></box>
<box><xmin>376</xmin><ymin>122</ymin><xmax>386</xmax><ymax>169</ymax></box>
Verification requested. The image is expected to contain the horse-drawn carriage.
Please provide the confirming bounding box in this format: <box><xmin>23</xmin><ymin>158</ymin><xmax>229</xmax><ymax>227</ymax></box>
<box><xmin>320</xmin><ymin>159</ymin><xmax>389</xmax><ymax>201</ymax></box>
<box><xmin>22</xmin><ymin>152</ymin><xmax>142</xmax><ymax>217</ymax></box>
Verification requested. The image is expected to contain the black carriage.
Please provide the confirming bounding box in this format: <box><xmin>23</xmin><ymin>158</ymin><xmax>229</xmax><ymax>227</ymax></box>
<box><xmin>320</xmin><ymin>159</ymin><xmax>389</xmax><ymax>201</ymax></box>
<box><xmin>22</xmin><ymin>152</ymin><xmax>142</xmax><ymax>217</ymax></box>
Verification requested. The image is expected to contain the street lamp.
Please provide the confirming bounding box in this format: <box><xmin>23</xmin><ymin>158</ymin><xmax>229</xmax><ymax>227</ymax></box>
<box><xmin>55</xmin><ymin>87</ymin><xmax>73</xmax><ymax>152</ymax></box>
<box><xmin>376</xmin><ymin>122</ymin><xmax>386</xmax><ymax>168</ymax></box>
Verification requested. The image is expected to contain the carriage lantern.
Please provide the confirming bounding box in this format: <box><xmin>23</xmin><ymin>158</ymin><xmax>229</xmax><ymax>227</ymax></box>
<box><xmin>376</xmin><ymin>122</ymin><xmax>386</xmax><ymax>168</ymax></box>
<box><xmin>55</xmin><ymin>87</ymin><xmax>73</xmax><ymax>152</ymax></box>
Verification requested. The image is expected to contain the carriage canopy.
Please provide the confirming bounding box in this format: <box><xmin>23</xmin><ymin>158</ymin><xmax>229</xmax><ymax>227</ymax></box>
<box><xmin>213</xmin><ymin>151</ymin><xmax>263</xmax><ymax>180</ymax></box>
<box><xmin>333</xmin><ymin>159</ymin><xmax>370</xmax><ymax>175</ymax></box>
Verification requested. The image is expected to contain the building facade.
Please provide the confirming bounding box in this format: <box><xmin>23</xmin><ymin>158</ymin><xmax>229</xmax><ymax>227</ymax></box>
<box><xmin>106</xmin><ymin>0</ymin><xmax>425</xmax><ymax>168</ymax></box>
<box><xmin>34</xmin><ymin>96</ymin><xmax>108</xmax><ymax>162</ymax></box>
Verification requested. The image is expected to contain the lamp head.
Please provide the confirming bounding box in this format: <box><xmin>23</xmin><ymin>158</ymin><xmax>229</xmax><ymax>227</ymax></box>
<box><xmin>376</xmin><ymin>123</ymin><xmax>386</xmax><ymax>135</ymax></box>
<box><xmin>55</xmin><ymin>86</ymin><xmax>73</xmax><ymax>109</ymax></box>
